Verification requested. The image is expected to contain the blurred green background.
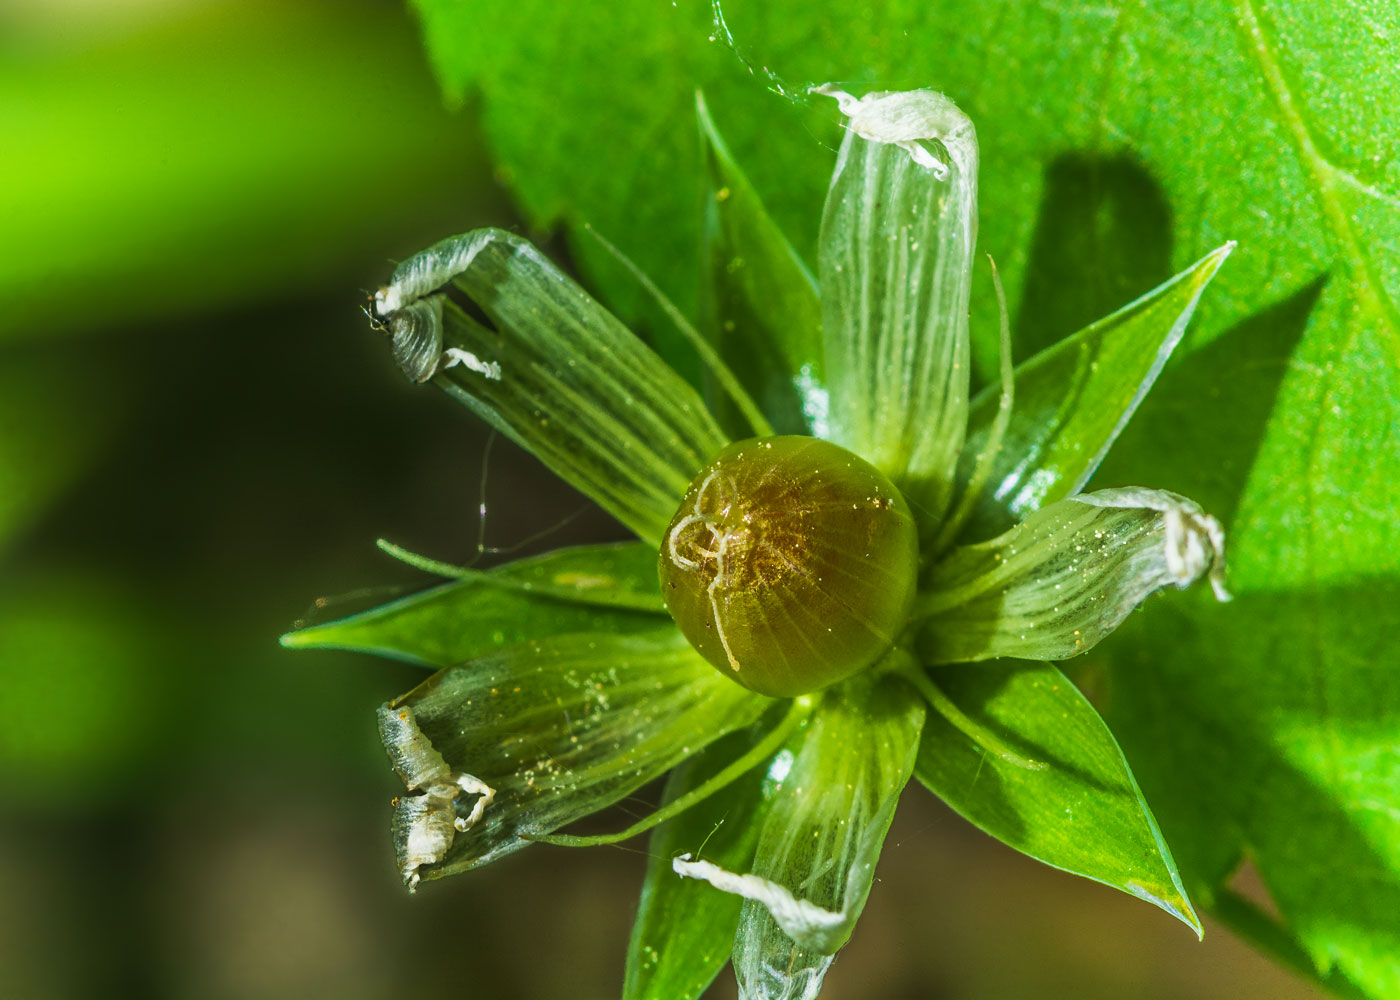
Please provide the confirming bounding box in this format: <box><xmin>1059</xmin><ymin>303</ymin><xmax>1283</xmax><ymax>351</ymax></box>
<box><xmin>0</xmin><ymin>2</ymin><xmax>1332</xmax><ymax>997</ymax></box>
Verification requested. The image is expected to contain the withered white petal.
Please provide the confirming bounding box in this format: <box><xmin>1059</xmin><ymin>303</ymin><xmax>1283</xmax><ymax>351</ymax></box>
<box><xmin>374</xmin><ymin>230</ymin><xmax>493</xmax><ymax>317</ymax></box>
<box><xmin>378</xmin><ymin>703</ymin><xmax>495</xmax><ymax>889</ymax></box>
<box><xmin>1070</xmin><ymin>488</ymin><xmax>1231</xmax><ymax>601</ymax></box>
<box><xmin>673</xmin><ymin>854</ymin><xmax>849</xmax><ymax>953</ymax></box>
<box><xmin>811</xmin><ymin>83</ymin><xmax>976</xmax><ymax>177</ymax></box>
<box><xmin>816</xmin><ymin>84</ymin><xmax>978</xmax><ymax>531</ymax></box>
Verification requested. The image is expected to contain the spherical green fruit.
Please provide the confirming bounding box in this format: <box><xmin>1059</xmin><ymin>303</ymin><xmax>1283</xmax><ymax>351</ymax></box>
<box><xmin>659</xmin><ymin>436</ymin><xmax>920</xmax><ymax>697</ymax></box>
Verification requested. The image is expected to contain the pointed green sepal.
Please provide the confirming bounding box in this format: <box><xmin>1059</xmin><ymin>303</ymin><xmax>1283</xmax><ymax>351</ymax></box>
<box><xmin>698</xmin><ymin>92</ymin><xmax>824</xmax><ymax>436</ymax></box>
<box><xmin>912</xmin><ymin>658</ymin><xmax>1201</xmax><ymax>936</ymax></box>
<box><xmin>280</xmin><ymin>542</ymin><xmax>668</xmax><ymax>667</ymax></box>
<box><xmin>959</xmin><ymin>242</ymin><xmax>1234</xmax><ymax>540</ymax></box>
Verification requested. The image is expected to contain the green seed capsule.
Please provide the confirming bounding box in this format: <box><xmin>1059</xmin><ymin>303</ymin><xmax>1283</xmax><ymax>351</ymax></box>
<box><xmin>658</xmin><ymin>436</ymin><xmax>920</xmax><ymax>697</ymax></box>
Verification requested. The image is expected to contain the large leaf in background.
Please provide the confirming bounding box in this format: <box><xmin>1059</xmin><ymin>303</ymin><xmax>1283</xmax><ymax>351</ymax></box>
<box><xmin>0</xmin><ymin>572</ymin><xmax>175</xmax><ymax>803</ymax></box>
<box><xmin>408</xmin><ymin>0</ymin><xmax>1400</xmax><ymax>994</ymax></box>
<box><xmin>0</xmin><ymin>352</ymin><xmax>129</xmax><ymax>552</ymax></box>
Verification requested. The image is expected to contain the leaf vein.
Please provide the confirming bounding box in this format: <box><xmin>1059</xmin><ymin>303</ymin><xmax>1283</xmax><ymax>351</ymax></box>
<box><xmin>1234</xmin><ymin>0</ymin><xmax>1400</xmax><ymax>353</ymax></box>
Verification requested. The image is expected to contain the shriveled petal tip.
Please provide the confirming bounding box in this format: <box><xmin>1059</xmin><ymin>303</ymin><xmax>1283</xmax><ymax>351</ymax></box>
<box><xmin>384</xmin><ymin>295</ymin><xmax>446</xmax><ymax>384</ymax></box>
<box><xmin>379</xmin><ymin>704</ymin><xmax>495</xmax><ymax>890</ymax></box>
<box><xmin>917</xmin><ymin>487</ymin><xmax>1229</xmax><ymax>664</ymax></box>
<box><xmin>374</xmin><ymin>229</ymin><xmax>493</xmax><ymax>319</ymax></box>
<box><xmin>811</xmin><ymin>84</ymin><xmax>975</xmax><ymax>177</ymax></box>
<box><xmin>1071</xmin><ymin>488</ymin><xmax>1231</xmax><ymax>602</ymax></box>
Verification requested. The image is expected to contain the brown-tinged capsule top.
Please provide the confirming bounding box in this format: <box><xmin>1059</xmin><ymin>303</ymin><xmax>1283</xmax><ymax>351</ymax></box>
<box><xmin>658</xmin><ymin>436</ymin><xmax>920</xmax><ymax>697</ymax></box>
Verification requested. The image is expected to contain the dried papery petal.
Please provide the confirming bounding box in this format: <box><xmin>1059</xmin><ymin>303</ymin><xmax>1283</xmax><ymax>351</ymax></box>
<box><xmin>721</xmin><ymin>673</ymin><xmax>924</xmax><ymax>997</ymax></box>
<box><xmin>379</xmin><ymin>703</ymin><xmax>495</xmax><ymax>889</ymax></box>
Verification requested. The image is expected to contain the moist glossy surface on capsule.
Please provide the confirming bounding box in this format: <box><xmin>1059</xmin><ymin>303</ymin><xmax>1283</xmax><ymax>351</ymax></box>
<box><xmin>658</xmin><ymin>436</ymin><xmax>920</xmax><ymax>697</ymax></box>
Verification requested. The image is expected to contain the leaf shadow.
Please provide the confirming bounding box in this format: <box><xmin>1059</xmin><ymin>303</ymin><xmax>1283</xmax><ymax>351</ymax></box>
<box><xmin>1105</xmin><ymin>579</ymin><xmax>1400</xmax><ymax>991</ymax></box>
<box><xmin>1014</xmin><ymin>151</ymin><xmax>1175</xmax><ymax>360</ymax></box>
<box><xmin>1094</xmin><ymin>275</ymin><xmax>1327</xmax><ymax>527</ymax></box>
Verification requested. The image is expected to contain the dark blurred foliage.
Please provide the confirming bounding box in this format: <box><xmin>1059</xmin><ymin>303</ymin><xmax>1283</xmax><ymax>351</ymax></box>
<box><xmin>0</xmin><ymin>3</ymin><xmax>1328</xmax><ymax>998</ymax></box>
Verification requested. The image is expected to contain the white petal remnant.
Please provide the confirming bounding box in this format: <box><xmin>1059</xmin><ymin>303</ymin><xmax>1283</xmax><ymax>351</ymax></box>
<box><xmin>441</xmin><ymin>347</ymin><xmax>503</xmax><ymax>382</ymax></box>
<box><xmin>373</xmin><ymin>230</ymin><xmax>493</xmax><ymax>317</ymax></box>
<box><xmin>1070</xmin><ymin>488</ymin><xmax>1231</xmax><ymax>602</ymax></box>
<box><xmin>372</xmin><ymin>231</ymin><xmax>502</xmax><ymax>384</ymax></box>
<box><xmin>378</xmin><ymin>703</ymin><xmax>495</xmax><ymax>890</ymax></box>
<box><xmin>811</xmin><ymin>83</ymin><xmax>976</xmax><ymax>177</ymax></box>
<box><xmin>673</xmin><ymin>854</ymin><xmax>849</xmax><ymax>952</ymax></box>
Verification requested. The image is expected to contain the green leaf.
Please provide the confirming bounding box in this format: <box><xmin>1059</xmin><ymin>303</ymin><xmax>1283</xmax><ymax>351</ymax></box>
<box><xmin>281</xmin><ymin>542</ymin><xmax>668</xmax><ymax>667</ymax></box>
<box><xmin>378</xmin><ymin>228</ymin><xmax>728</xmax><ymax>545</ymax></box>
<box><xmin>377</xmin><ymin>539</ymin><xmax>668</xmax><ymax>613</ymax></box>
<box><xmin>1098</xmin><ymin>588</ymin><xmax>1400</xmax><ymax>998</ymax></box>
<box><xmin>699</xmin><ymin>673</ymin><xmax>924</xmax><ymax>998</ymax></box>
<box><xmin>913</xmin><ymin>659</ymin><xmax>1199</xmax><ymax>935</ymax></box>
<box><xmin>959</xmin><ymin>244</ymin><xmax>1234</xmax><ymax>540</ymax></box>
<box><xmin>698</xmin><ymin>93</ymin><xmax>824</xmax><ymax>437</ymax></box>
<box><xmin>532</xmin><ymin>699</ymin><xmax>806</xmax><ymax>847</ymax></box>
<box><xmin>407</xmin><ymin>1</ymin><xmax>1400</xmax><ymax>989</ymax></box>
<box><xmin>381</xmin><ymin>627</ymin><xmax>770</xmax><ymax>883</ymax></box>
<box><xmin>818</xmin><ymin>90</ymin><xmax>976</xmax><ymax>529</ymax></box>
<box><xmin>623</xmin><ymin>727</ymin><xmax>775</xmax><ymax>1000</ymax></box>
<box><xmin>1093</xmin><ymin>295</ymin><xmax>1400</xmax><ymax>998</ymax></box>
<box><xmin>916</xmin><ymin>487</ymin><xmax>1227</xmax><ymax>664</ymax></box>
